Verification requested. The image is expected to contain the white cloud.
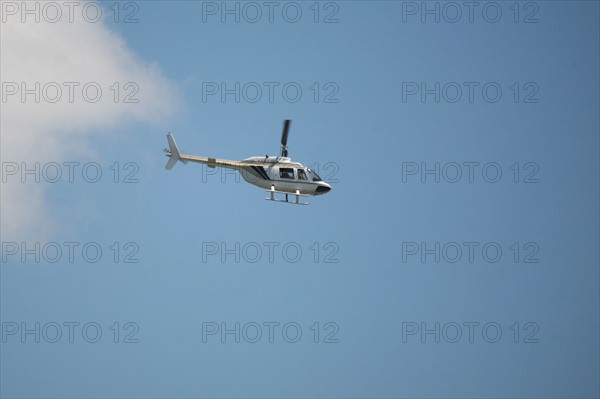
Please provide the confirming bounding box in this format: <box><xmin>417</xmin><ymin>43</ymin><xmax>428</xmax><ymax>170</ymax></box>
<box><xmin>1</xmin><ymin>3</ymin><xmax>179</xmax><ymax>241</ymax></box>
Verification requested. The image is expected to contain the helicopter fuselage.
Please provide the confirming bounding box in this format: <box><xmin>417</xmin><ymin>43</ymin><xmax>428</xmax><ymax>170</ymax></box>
<box><xmin>238</xmin><ymin>156</ymin><xmax>331</xmax><ymax>195</ymax></box>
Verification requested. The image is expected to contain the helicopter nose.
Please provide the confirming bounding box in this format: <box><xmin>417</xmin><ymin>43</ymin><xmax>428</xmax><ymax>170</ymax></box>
<box><xmin>315</xmin><ymin>183</ymin><xmax>331</xmax><ymax>194</ymax></box>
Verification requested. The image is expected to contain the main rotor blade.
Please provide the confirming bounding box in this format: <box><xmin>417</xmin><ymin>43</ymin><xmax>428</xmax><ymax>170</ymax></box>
<box><xmin>281</xmin><ymin>119</ymin><xmax>291</xmax><ymax>146</ymax></box>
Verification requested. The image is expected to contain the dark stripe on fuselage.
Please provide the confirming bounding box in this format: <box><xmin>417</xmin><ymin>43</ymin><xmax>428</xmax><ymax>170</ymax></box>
<box><xmin>258</xmin><ymin>166</ymin><xmax>270</xmax><ymax>180</ymax></box>
<box><xmin>256</xmin><ymin>166</ymin><xmax>269</xmax><ymax>180</ymax></box>
<box><xmin>249</xmin><ymin>166</ymin><xmax>262</xmax><ymax>180</ymax></box>
<box><xmin>250</xmin><ymin>165</ymin><xmax>270</xmax><ymax>180</ymax></box>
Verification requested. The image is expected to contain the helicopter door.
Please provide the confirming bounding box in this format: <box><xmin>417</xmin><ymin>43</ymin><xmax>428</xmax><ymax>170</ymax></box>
<box><xmin>297</xmin><ymin>169</ymin><xmax>307</xmax><ymax>181</ymax></box>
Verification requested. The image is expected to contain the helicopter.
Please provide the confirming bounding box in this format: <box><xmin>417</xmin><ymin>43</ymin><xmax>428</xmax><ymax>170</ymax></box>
<box><xmin>164</xmin><ymin>120</ymin><xmax>332</xmax><ymax>205</ymax></box>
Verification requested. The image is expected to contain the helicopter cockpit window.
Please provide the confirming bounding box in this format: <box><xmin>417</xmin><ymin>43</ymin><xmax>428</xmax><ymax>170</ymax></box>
<box><xmin>279</xmin><ymin>168</ymin><xmax>294</xmax><ymax>179</ymax></box>
<box><xmin>297</xmin><ymin>169</ymin><xmax>308</xmax><ymax>180</ymax></box>
<box><xmin>307</xmin><ymin>168</ymin><xmax>322</xmax><ymax>182</ymax></box>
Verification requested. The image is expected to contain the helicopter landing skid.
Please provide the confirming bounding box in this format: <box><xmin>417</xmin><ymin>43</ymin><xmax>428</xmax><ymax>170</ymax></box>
<box><xmin>265</xmin><ymin>187</ymin><xmax>310</xmax><ymax>205</ymax></box>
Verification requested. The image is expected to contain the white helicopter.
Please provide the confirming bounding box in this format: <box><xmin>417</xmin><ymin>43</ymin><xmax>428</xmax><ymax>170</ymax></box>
<box><xmin>164</xmin><ymin>120</ymin><xmax>332</xmax><ymax>205</ymax></box>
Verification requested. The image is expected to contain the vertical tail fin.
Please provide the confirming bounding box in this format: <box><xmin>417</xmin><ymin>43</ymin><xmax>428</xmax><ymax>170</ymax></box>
<box><xmin>165</xmin><ymin>133</ymin><xmax>181</xmax><ymax>170</ymax></box>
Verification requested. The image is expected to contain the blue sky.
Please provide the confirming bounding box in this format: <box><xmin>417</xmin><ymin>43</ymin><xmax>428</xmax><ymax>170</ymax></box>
<box><xmin>1</xmin><ymin>1</ymin><xmax>599</xmax><ymax>398</ymax></box>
